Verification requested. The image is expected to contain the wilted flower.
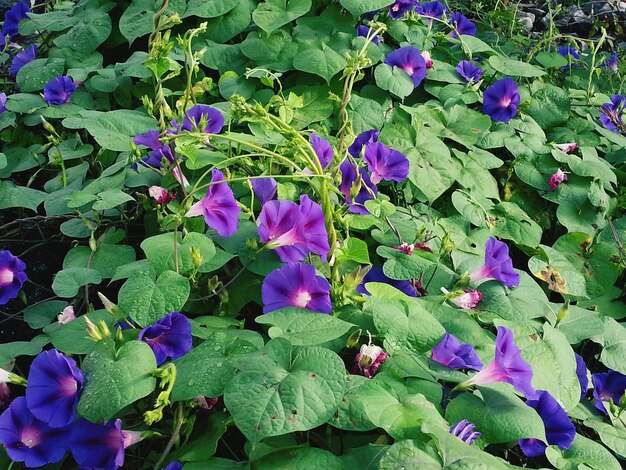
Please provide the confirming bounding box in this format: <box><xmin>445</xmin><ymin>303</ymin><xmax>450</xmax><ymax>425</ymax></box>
<box><xmin>431</xmin><ymin>332</ymin><xmax>484</xmax><ymax>371</ymax></box>
<box><xmin>450</xmin><ymin>419</ymin><xmax>481</xmax><ymax>445</ymax></box>
<box><xmin>415</xmin><ymin>1</ymin><xmax>448</xmax><ymax>18</ymax></box>
<box><xmin>357</xmin><ymin>266</ymin><xmax>417</xmax><ymax>297</ymax></box>
<box><xmin>0</xmin><ymin>250</ymin><xmax>27</xmax><ymax>305</ymax></box>
<box><xmin>602</xmin><ymin>53</ymin><xmax>619</xmax><ymax>72</ymax></box>
<box><xmin>463</xmin><ymin>326</ymin><xmax>536</xmax><ymax>398</ymax></box>
<box><xmin>592</xmin><ymin>370</ymin><xmax>626</xmax><ymax>414</ymax></box>
<box><xmin>554</xmin><ymin>142</ymin><xmax>578</xmax><ymax>153</ymax></box>
<box><xmin>456</xmin><ymin>60</ymin><xmax>483</xmax><ymax>83</ymax></box>
<box><xmin>356</xmin><ymin>25</ymin><xmax>380</xmax><ymax>45</ymax></box>
<box><xmin>338</xmin><ymin>161</ymin><xmax>378</xmax><ymax>214</ymax></box>
<box><xmin>138</xmin><ymin>312</ymin><xmax>192</xmax><ymax>366</ymax></box>
<box><xmin>470</xmin><ymin>237</ymin><xmax>520</xmax><ymax>288</ymax></box>
<box><xmin>262</xmin><ymin>263</ymin><xmax>332</xmax><ymax>314</ymax></box>
<box><xmin>251</xmin><ymin>177</ymin><xmax>277</xmax><ymax>205</ymax></box>
<box><xmin>388</xmin><ymin>0</ymin><xmax>416</xmax><ymax>19</ymax></box>
<box><xmin>195</xmin><ymin>396</ymin><xmax>219</xmax><ymax>411</ymax></box>
<box><xmin>449</xmin><ymin>12</ymin><xmax>476</xmax><ymax>37</ymax></box>
<box><xmin>482</xmin><ymin>78</ymin><xmax>520</xmax><ymax>123</ymax></box>
<box><xmin>0</xmin><ymin>383</ymin><xmax>10</xmax><ymax>409</ymax></box>
<box><xmin>548</xmin><ymin>169</ymin><xmax>567</xmax><ymax>191</ymax></box>
<box><xmin>441</xmin><ymin>288</ymin><xmax>483</xmax><ymax>310</ymax></box>
<box><xmin>348</xmin><ymin>129</ymin><xmax>380</xmax><ymax>158</ymax></box>
<box><xmin>1</xmin><ymin>2</ymin><xmax>30</xmax><ymax>39</ymax></box>
<box><xmin>310</xmin><ymin>132</ymin><xmax>333</xmax><ymax>169</ymax></box>
<box><xmin>10</xmin><ymin>44</ymin><xmax>37</xmax><ymax>76</ymax></box>
<box><xmin>43</xmin><ymin>76</ymin><xmax>77</xmax><ymax>105</ymax></box>
<box><xmin>148</xmin><ymin>185</ymin><xmax>176</xmax><ymax>204</ymax></box>
<box><xmin>518</xmin><ymin>390</ymin><xmax>576</xmax><ymax>457</ymax></box>
<box><xmin>180</xmin><ymin>104</ymin><xmax>224</xmax><ymax>134</ymax></box>
<box><xmin>353</xmin><ymin>342</ymin><xmax>388</xmax><ymax>378</ymax></box>
<box><xmin>599</xmin><ymin>95</ymin><xmax>625</xmax><ymax>134</ymax></box>
<box><xmin>384</xmin><ymin>46</ymin><xmax>428</xmax><ymax>87</ymax></box>
<box><xmin>392</xmin><ymin>242</ymin><xmax>429</xmax><ymax>255</ymax></box>
<box><xmin>363</xmin><ymin>141</ymin><xmax>409</xmax><ymax>184</ymax></box>
<box><xmin>0</xmin><ymin>93</ymin><xmax>6</xmax><ymax>114</ymax></box>
<box><xmin>421</xmin><ymin>51</ymin><xmax>433</xmax><ymax>68</ymax></box>
<box><xmin>70</xmin><ymin>418</ymin><xmax>142</xmax><ymax>469</ymax></box>
<box><xmin>186</xmin><ymin>169</ymin><xmax>240</xmax><ymax>237</ymax></box>
<box><xmin>57</xmin><ymin>306</ymin><xmax>75</xmax><ymax>325</ymax></box>
<box><xmin>574</xmin><ymin>353</ymin><xmax>588</xmax><ymax>398</ymax></box>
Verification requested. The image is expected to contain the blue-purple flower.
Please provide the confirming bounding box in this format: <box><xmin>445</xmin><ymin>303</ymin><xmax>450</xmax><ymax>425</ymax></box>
<box><xmin>138</xmin><ymin>312</ymin><xmax>192</xmax><ymax>366</ymax></box>
<box><xmin>388</xmin><ymin>0</ymin><xmax>416</xmax><ymax>19</ymax></box>
<box><xmin>1</xmin><ymin>2</ymin><xmax>30</xmax><ymax>39</ymax></box>
<box><xmin>164</xmin><ymin>462</ymin><xmax>183</xmax><ymax>470</ymax></box>
<box><xmin>181</xmin><ymin>105</ymin><xmax>224</xmax><ymax>134</ymax></box>
<box><xmin>338</xmin><ymin>161</ymin><xmax>378</xmax><ymax>214</ymax></box>
<box><xmin>557</xmin><ymin>45</ymin><xmax>580</xmax><ymax>60</ymax></box>
<box><xmin>415</xmin><ymin>1</ymin><xmax>448</xmax><ymax>18</ymax></box>
<box><xmin>599</xmin><ymin>95</ymin><xmax>625</xmax><ymax>134</ymax></box>
<box><xmin>602</xmin><ymin>53</ymin><xmax>619</xmax><ymax>72</ymax></box>
<box><xmin>0</xmin><ymin>250</ymin><xmax>27</xmax><ymax>305</ymax></box>
<box><xmin>186</xmin><ymin>169</ymin><xmax>240</xmax><ymax>237</ymax></box>
<box><xmin>449</xmin><ymin>12</ymin><xmax>476</xmax><ymax>37</ymax></box>
<box><xmin>310</xmin><ymin>132</ymin><xmax>333</xmax><ymax>169</ymax></box>
<box><xmin>456</xmin><ymin>60</ymin><xmax>483</xmax><ymax>83</ymax></box>
<box><xmin>357</xmin><ymin>266</ymin><xmax>417</xmax><ymax>297</ymax></box>
<box><xmin>574</xmin><ymin>353</ymin><xmax>588</xmax><ymax>398</ymax></box>
<box><xmin>356</xmin><ymin>25</ymin><xmax>380</xmax><ymax>45</ymax></box>
<box><xmin>384</xmin><ymin>46</ymin><xmax>428</xmax><ymax>87</ymax></box>
<box><xmin>25</xmin><ymin>349</ymin><xmax>84</xmax><ymax>428</ymax></box>
<box><xmin>0</xmin><ymin>93</ymin><xmax>6</xmax><ymax>114</ymax></box>
<box><xmin>251</xmin><ymin>177</ymin><xmax>277</xmax><ymax>205</ymax></box>
<box><xmin>348</xmin><ymin>129</ymin><xmax>380</xmax><ymax>158</ymax></box>
<box><xmin>363</xmin><ymin>141</ymin><xmax>409</xmax><ymax>184</ymax></box>
<box><xmin>10</xmin><ymin>44</ymin><xmax>37</xmax><ymax>76</ymax></box>
<box><xmin>43</xmin><ymin>76</ymin><xmax>77</xmax><ymax>105</ymax></box>
<box><xmin>0</xmin><ymin>397</ymin><xmax>70</xmax><ymax>467</ymax></box>
<box><xmin>464</xmin><ymin>326</ymin><xmax>536</xmax><ymax>398</ymax></box>
<box><xmin>450</xmin><ymin>419</ymin><xmax>481</xmax><ymax>445</ymax></box>
<box><xmin>470</xmin><ymin>237</ymin><xmax>520</xmax><ymax>288</ymax></box>
<box><xmin>262</xmin><ymin>263</ymin><xmax>332</xmax><ymax>314</ymax></box>
<box><xmin>518</xmin><ymin>390</ymin><xmax>576</xmax><ymax>457</ymax></box>
<box><xmin>298</xmin><ymin>195</ymin><xmax>331</xmax><ymax>259</ymax></box>
<box><xmin>592</xmin><ymin>370</ymin><xmax>626</xmax><ymax>414</ymax></box>
<box><xmin>482</xmin><ymin>78</ymin><xmax>520</xmax><ymax>123</ymax></box>
<box><xmin>431</xmin><ymin>332</ymin><xmax>484</xmax><ymax>371</ymax></box>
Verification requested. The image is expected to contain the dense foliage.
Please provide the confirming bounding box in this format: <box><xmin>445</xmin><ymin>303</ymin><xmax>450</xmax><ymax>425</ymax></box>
<box><xmin>1</xmin><ymin>0</ymin><xmax>625</xmax><ymax>468</ymax></box>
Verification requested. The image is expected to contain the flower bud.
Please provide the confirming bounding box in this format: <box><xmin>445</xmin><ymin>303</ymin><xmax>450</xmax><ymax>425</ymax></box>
<box><xmin>97</xmin><ymin>292</ymin><xmax>118</xmax><ymax>316</ymax></box>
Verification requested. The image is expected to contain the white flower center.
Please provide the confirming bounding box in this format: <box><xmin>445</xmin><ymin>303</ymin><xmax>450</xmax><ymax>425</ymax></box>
<box><xmin>293</xmin><ymin>291</ymin><xmax>312</xmax><ymax>308</ymax></box>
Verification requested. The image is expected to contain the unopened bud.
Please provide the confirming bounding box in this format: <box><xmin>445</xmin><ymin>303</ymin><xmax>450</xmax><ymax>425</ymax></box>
<box><xmin>441</xmin><ymin>233</ymin><xmax>455</xmax><ymax>255</ymax></box>
<box><xmin>346</xmin><ymin>329</ymin><xmax>362</xmax><ymax>348</ymax></box>
<box><xmin>207</xmin><ymin>275</ymin><xmax>220</xmax><ymax>291</ymax></box>
<box><xmin>190</xmin><ymin>246</ymin><xmax>203</xmax><ymax>269</ymax></box>
<box><xmin>85</xmin><ymin>317</ymin><xmax>110</xmax><ymax>341</ymax></box>
<box><xmin>97</xmin><ymin>292</ymin><xmax>118</xmax><ymax>316</ymax></box>
<box><xmin>344</xmin><ymin>265</ymin><xmax>371</xmax><ymax>291</ymax></box>
<box><xmin>89</xmin><ymin>232</ymin><xmax>97</xmax><ymax>252</ymax></box>
<box><xmin>40</xmin><ymin>116</ymin><xmax>57</xmax><ymax>135</ymax></box>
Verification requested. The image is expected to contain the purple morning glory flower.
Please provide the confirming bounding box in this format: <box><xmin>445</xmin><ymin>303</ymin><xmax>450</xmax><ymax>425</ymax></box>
<box><xmin>298</xmin><ymin>195</ymin><xmax>330</xmax><ymax>260</ymax></box>
<box><xmin>258</xmin><ymin>199</ymin><xmax>308</xmax><ymax>263</ymax></box>
<box><xmin>449</xmin><ymin>12</ymin><xmax>476</xmax><ymax>37</ymax></box>
<box><xmin>25</xmin><ymin>349</ymin><xmax>84</xmax><ymax>428</ymax></box>
<box><xmin>384</xmin><ymin>46</ymin><xmax>428</xmax><ymax>87</ymax></box>
<box><xmin>338</xmin><ymin>161</ymin><xmax>378</xmax><ymax>215</ymax></box>
<box><xmin>456</xmin><ymin>60</ymin><xmax>483</xmax><ymax>83</ymax></box>
<box><xmin>310</xmin><ymin>132</ymin><xmax>333</xmax><ymax>169</ymax></box>
<box><xmin>262</xmin><ymin>263</ymin><xmax>332</xmax><ymax>314</ymax></box>
<box><xmin>356</xmin><ymin>25</ymin><xmax>380</xmax><ymax>45</ymax></box>
<box><xmin>43</xmin><ymin>76</ymin><xmax>77</xmax><ymax>105</ymax></box>
<box><xmin>518</xmin><ymin>390</ymin><xmax>576</xmax><ymax>457</ymax></box>
<box><xmin>599</xmin><ymin>95</ymin><xmax>625</xmax><ymax>134</ymax></box>
<box><xmin>0</xmin><ymin>250</ymin><xmax>27</xmax><ymax>305</ymax></box>
<box><xmin>0</xmin><ymin>93</ymin><xmax>6</xmax><ymax>114</ymax></box>
<box><xmin>181</xmin><ymin>105</ymin><xmax>224</xmax><ymax>134</ymax></box>
<box><xmin>450</xmin><ymin>419</ymin><xmax>481</xmax><ymax>445</ymax></box>
<box><xmin>363</xmin><ymin>141</ymin><xmax>409</xmax><ymax>184</ymax></box>
<box><xmin>10</xmin><ymin>44</ymin><xmax>37</xmax><ymax>76</ymax></box>
<box><xmin>575</xmin><ymin>353</ymin><xmax>588</xmax><ymax>398</ymax></box>
<box><xmin>138</xmin><ymin>312</ymin><xmax>192</xmax><ymax>366</ymax></box>
<box><xmin>134</xmin><ymin>129</ymin><xmax>162</xmax><ymax>150</ymax></box>
<box><xmin>0</xmin><ymin>397</ymin><xmax>70</xmax><ymax>467</ymax></box>
<box><xmin>470</xmin><ymin>237</ymin><xmax>520</xmax><ymax>288</ymax></box>
<box><xmin>431</xmin><ymin>332</ymin><xmax>484</xmax><ymax>371</ymax></box>
<box><xmin>591</xmin><ymin>370</ymin><xmax>626</xmax><ymax>414</ymax></box>
<box><xmin>164</xmin><ymin>462</ymin><xmax>183</xmax><ymax>470</ymax></box>
<box><xmin>557</xmin><ymin>45</ymin><xmax>580</xmax><ymax>60</ymax></box>
<box><xmin>1</xmin><ymin>2</ymin><xmax>30</xmax><ymax>39</ymax></box>
<box><xmin>357</xmin><ymin>266</ymin><xmax>417</xmax><ymax>297</ymax></box>
<box><xmin>70</xmin><ymin>418</ymin><xmax>142</xmax><ymax>470</ymax></box>
<box><xmin>133</xmin><ymin>130</ymin><xmax>178</xmax><ymax>170</ymax></box>
<box><xmin>251</xmin><ymin>177</ymin><xmax>277</xmax><ymax>205</ymax></box>
<box><xmin>415</xmin><ymin>1</ymin><xmax>448</xmax><ymax>18</ymax></box>
<box><xmin>348</xmin><ymin>129</ymin><xmax>380</xmax><ymax>158</ymax></box>
<box><xmin>186</xmin><ymin>169</ymin><xmax>240</xmax><ymax>237</ymax></box>
<box><xmin>465</xmin><ymin>326</ymin><xmax>536</xmax><ymax>398</ymax></box>
<box><xmin>482</xmin><ymin>78</ymin><xmax>520</xmax><ymax>123</ymax></box>
<box><xmin>602</xmin><ymin>53</ymin><xmax>619</xmax><ymax>72</ymax></box>
<box><xmin>388</xmin><ymin>0</ymin><xmax>416</xmax><ymax>19</ymax></box>
<box><xmin>548</xmin><ymin>169</ymin><xmax>567</xmax><ymax>191</ymax></box>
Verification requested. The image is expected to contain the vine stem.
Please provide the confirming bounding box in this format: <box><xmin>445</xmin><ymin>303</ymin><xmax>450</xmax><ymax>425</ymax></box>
<box><xmin>153</xmin><ymin>402</ymin><xmax>183</xmax><ymax>470</ymax></box>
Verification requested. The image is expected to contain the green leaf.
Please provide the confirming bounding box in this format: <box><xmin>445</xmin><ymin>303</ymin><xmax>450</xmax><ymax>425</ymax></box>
<box><xmin>118</xmin><ymin>270</ymin><xmax>190</xmax><ymax>326</ymax></box>
<box><xmin>329</xmin><ymin>375</ymin><xmax>376</xmax><ymax>431</ymax></box>
<box><xmin>0</xmin><ymin>181</ymin><xmax>46</xmax><ymax>211</ymax></box>
<box><xmin>378</xmin><ymin>440</ymin><xmax>442</xmax><ymax>469</ymax></box>
<box><xmin>141</xmin><ymin>232</ymin><xmax>216</xmax><ymax>275</ymax></box>
<box><xmin>527</xmin><ymin>83</ymin><xmax>571</xmax><ymax>129</ymax></box>
<box><xmin>529</xmin><ymin>246</ymin><xmax>588</xmax><ymax>298</ymax></box>
<box><xmin>378</xmin><ymin>245</ymin><xmax>437</xmax><ymax>280</ymax></box>
<box><xmin>44</xmin><ymin>310</ymin><xmax>114</xmax><ymax>355</ymax></box>
<box><xmin>203</xmin><ymin>0</ymin><xmax>254</xmax><ymax>43</ymax></box>
<box><xmin>16</xmin><ymin>58</ymin><xmax>65</xmax><ymax>92</ymax></box>
<box><xmin>293</xmin><ymin>41</ymin><xmax>348</xmax><ymax>83</ymax></box>
<box><xmin>336</xmin><ymin>238</ymin><xmax>371</xmax><ymax>264</ymax></box>
<box><xmin>0</xmin><ymin>336</ymin><xmax>49</xmax><ymax>364</ymax></box>
<box><xmin>184</xmin><ymin>0</ymin><xmax>239</xmax><ymax>18</ymax></box>
<box><xmin>340</xmin><ymin>0</ymin><xmax>394</xmax><ymax>17</ymax></box>
<box><xmin>590</xmin><ymin>316</ymin><xmax>626</xmax><ymax>375</ymax></box>
<box><xmin>52</xmin><ymin>1</ymin><xmax>112</xmax><ymax>53</ymax></box>
<box><xmin>52</xmin><ymin>267</ymin><xmax>102</xmax><ymax>297</ymax></box>
<box><xmin>24</xmin><ymin>300</ymin><xmax>68</xmax><ymax>329</ymax></box>
<box><xmin>557</xmin><ymin>305</ymin><xmax>606</xmax><ymax>344</ymax></box>
<box><xmin>487</xmin><ymin>201</ymin><xmax>543</xmax><ymax>247</ymax></box>
<box><xmin>223</xmin><ymin>338</ymin><xmax>346</xmax><ymax>442</ymax></box>
<box><xmin>77</xmin><ymin>340</ymin><xmax>157</xmax><ymax>422</ymax></box>
<box><xmin>63</xmin><ymin>244</ymin><xmax>137</xmax><ymax>279</ymax></box>
<box><xmin>92</xmin><ymin>190</ymin><xmax>134</xmax><ymax>211</ymax></box>
<box><xmin>374</xmin><ymin>63</ymin><xmax>415</xmax><ymax>99</ymax></box>
<box><xmin>583</xmin><ymin>420</ymin><xmax>626</xmax><ymax>459</ymax></box>
<box><xmin>545</xmin><ymin>434</ymin><xmax>622</xmax><ymax>470</ymax></box>
<box><xmin>253</xmin><ymin>447</ymin><xmax>347</xmax><ymax>470</ymax></box>
<box><xmin>488</xmin><ymin>55</ymin><xmax>546</xmax><ymax>77</ymax></box>
<box><xmin>256</xmin><ymin>308</ymin><xmax>355</xmax><ymax>346</ymax></box>
<box><xmin>252</xmin><ymin>0</ymin><xmax>312</xmax><ymax>34</ymax></box>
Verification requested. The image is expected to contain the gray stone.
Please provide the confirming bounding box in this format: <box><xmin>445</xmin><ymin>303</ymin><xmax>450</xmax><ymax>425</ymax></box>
<box><xmin>517</xmin><ymin>11</ymin><xmax>536</xmax><ymax>30</ymax></box>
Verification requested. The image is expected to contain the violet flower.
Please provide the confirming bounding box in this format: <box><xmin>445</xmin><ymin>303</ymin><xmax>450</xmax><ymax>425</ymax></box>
<box><xmin>181</xmin><ymin>104</ymin><xmax>224</xmax><ymax>134</ymax></box>
<box><xmin>449</xmin><ymin>12</ymin><xmax>476</xmax><ymax>37</ymax></box>
<box><xmin>357</xmin><ymin>266</ymin><xmax>417</xmax><ymax>297</ymax></box>
<box><xmin>164</xmin><ymin>462</ymin><xmax>183</xmax><ymax>470</ymax></box>
<box><xmin>557</xmin><ymin>45</ymin><xmax>580</xmax><ymax>60</ymax></box>
<box><xmin>43</xmin><ymin>76</ymin><xmax>77</xmax><ymax>105</ymax></box>
<box><xmin>0</xmin><ymin>93</ymin><xmax>6</xmax><ymax>114</ymax></box>
<box><xmin>348</xmin><ymin>129</ymin><xmax>380</xmax><ymax>158</ymax></box>
<box><xmin>257</xmin><ymin>199</ymin><xmax>308</xmax><ymax>263</ymax></box>
<box><xmin>363</xmin><ymin>141</ymin><xmax>409</xmax><ymax>184</ymax></box>
<box><xmin>450</xmin><ymin>419</ymin><xmax>481</xmax><ymax>445</ymax></box>
<box><xmin>456</xmin><ymin>60</ymin><xmax>483</xmax><ymax>83</ymax></box>
<box><xmin>10</xmin><ymin>44</ymin><xmax>37</xmax><ymax>76</ymax></box>
<box><xmin>384</xmin><ymin>46</ymin><xmax>428</xmax><ymax>87</ymax></box>
<box><xmin>388</xmin><ymin>0</ymin><xmax>416</xmax><ymax>19</ymax></box>
<box><xmin>0</xmin><ymin>397</ymin><xmax>70</xmax><ymax>467</ymax></box>
<box><xmin>463</xmin><ymin>326</ymin><xmax>536</xmax><ymax>398</ymax></box>
<box><xmin>518</xmin><ymin>390</ymin><xmax>576</xmax><ymax>457</ymax></box>
<box><xmin>25</xmin><ymin>349</ymin><xmax>84</xmax><ymax>428</ymax></box>
<box><xmin>338</xmin><ymin>161</ymin><xmax>378</xmax><ymax>214</ymax></box>
<box><xmin>251</xmin><ymin>177</ymin><xmax>277</xmax><ymax>205</ymax></box>
<box><xmin>70</xmin><ymin>418</ymin><xmax>142</xmax><ymax>470</ymax></box>
<box><xmin>548</xmin><ymin>169</ymin><xmax>567</xmax><ymax>191</ymax></box>
<box><xmin>353</xmin><ymin>343</ymin><xmax>388</xmax><ymax>378</ymax></box>
<box><xmin>186</xmin><ymin>169</ymin><xmax>240</xmax><ymax>237</ymax></box>
<box><xmin>138</xmin><ymin>312</ymin><xmax>192</xmax><ymax>366</ymax></box>
<box><xmin>415</xmin><ymin>1</ymin><xmax>448</xmax><ymax>18</ymax></box>
<box><xmin>356</xmin><ymin>25</ymin><xmax>380</xmax><ymax>45</ymax></box>
<box><xmin>592</xmin><ymin>370</ymin><xmax>626</xmax><ymax>414</ymax></box>
<box><xmin>1</xmin><ymin>2</ymin><xmax>30</xmax><ymax>39</ymax></box>
<box><xmin>554</xmin><ymin>142</ymin><xmax>578</xmax><ymax>153</ymax></box>
<box><xmin>148</xmin><ymin>185</ymin><xmax>176</xmax><ymax>204</ymax></box>
<box><xmin>574</xmin><ymin>353</ymin><xmax>588</xmax><ymax>398</ymax></box>
<box><xmin>431</xmin><ymin>332</ymin><xmax>484</xmax><ymax>371</ymax></box>
<box><xmin>602</xmin><ymin>53</ymin><xmax>619</xmax><ymax>72</ymax></box>
<box><xmin>298</xmin><ymin>195</ymin><xmax>330</xmax><ymax>260</ymax></box>
<box><xmin>469</xmin><ymin>237</ymin><xmax>520</xmax><ymax>288</ymax></box>
<box><xmin>0</xmin><ymin>250</ymin><xmax>27</xmax><ymax>305</ymax></box>
<box><xmin>262</xmin><ymin>263</ymin><xmax>332</xmax><ymax>314</ymax></box>
<box><xmin>482</xmin><ymin>78</ymin><xmax>520</xmax><ymax>123</ymax></box>
<box><xmin>310</xmin><ymin>132</ymin><xmax>333</xmax><ymax>169</ymax></box>
<box><xmin>599</xmin><ymin>95</ymin><xmax>625</xmax><ymax>134</ymax></box>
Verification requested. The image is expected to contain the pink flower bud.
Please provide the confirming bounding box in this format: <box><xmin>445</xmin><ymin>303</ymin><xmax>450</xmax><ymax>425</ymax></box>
<box><xmin>148</xmin><ymin>186</ymin><xmax>176</xmax><ymax>204</ymax></box>
<box><xmin>554</xmin><ymin>142</ymin><xmax>578</xmax><ymax>153</ymax></box>
<box><xmin>422</xmin><ymin>51</ymin><xmax>434</xmax><ymax>69</ymax></box>
<box><xmin>449</xmin><ymin>289</ymin><xmax>483</xmax><ymax>309</ymax></box>
<box><xmin>548</xmin><ymin>169</ymin><xmax>568</xmax><ymax>191</ymax></box>
<box><xmin>57</xmin><ymin>306</ymin><xmax>76</xmax><ymax>325</ymax></box>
